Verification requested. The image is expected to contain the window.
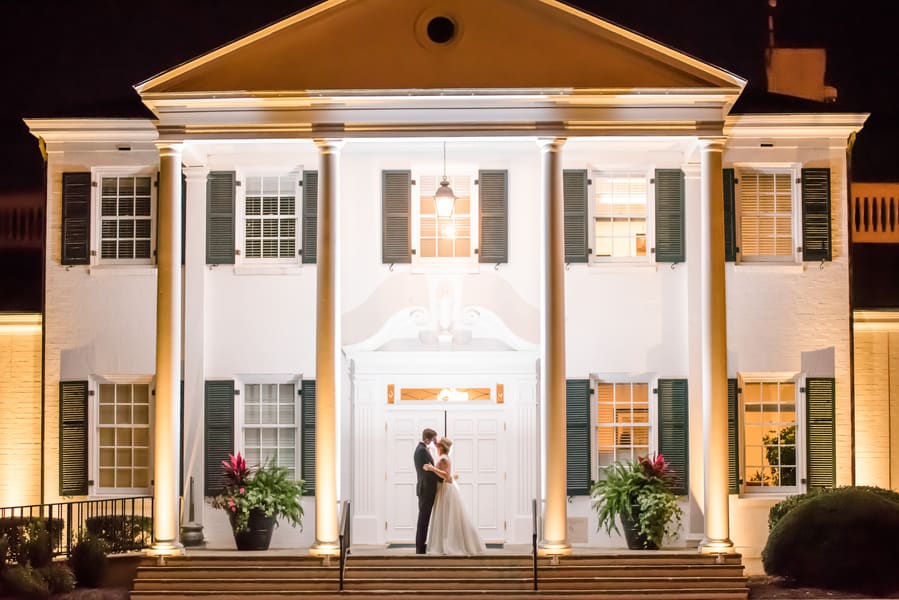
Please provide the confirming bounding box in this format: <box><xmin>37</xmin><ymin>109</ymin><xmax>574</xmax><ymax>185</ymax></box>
<box><xmin>414</xmin><ymin>174</ymin><xmax>476</xmax><ymax>263</ymax></box>
<box><xmin>96</xmin><ymin>382</ymin><xmax>152</xmax><ymax>493</ymax></box>
<box><xmin>737</xmin><ymin>168</ymin><xmax>797</xmax><ymax>261</ymax></box>
<box><xmin>592</xmin><ymin>172</ymin><xmax>649</xmax><ymax>260</ymax></box>
<box><xmin>242</xmin><ymin>383</ymin><xmax>298</xmax><ymax>479</ymax></box>
<box><xmin>242</xmin><ymin>173</ymin><xmax>298</xmax><ymax>262</ymax></box>
<box><xmin>741</xmin><ymin>377</ymin><xmax>800</xmax><ymax>492</ymax></box>
<box><xmin>97</xmin><ymin>172</ymin><xmax>155</xmax><ymax>263</ymax></box>
<box><xmin>595</xmin><ymin>381</ymin><xmax>651</xmax><ymax>477</ymax></box>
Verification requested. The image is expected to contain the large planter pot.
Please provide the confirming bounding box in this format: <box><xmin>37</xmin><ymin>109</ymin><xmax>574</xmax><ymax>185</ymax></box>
<box><xmin>620</xmin><ymin>505</ymin><xmax>659</xmax><ymax>550</ymax></box>
<box><xmin>230</xmin><ymin>508</ymin><xmax>276</xmax><ymax>551</ymax></box>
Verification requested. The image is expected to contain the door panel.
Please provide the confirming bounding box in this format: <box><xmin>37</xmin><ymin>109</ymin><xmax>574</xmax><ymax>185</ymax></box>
<box><xmin>448</xmin><ymin>410</ymin><xmax>503</xmax><ymax>542</ymax></box>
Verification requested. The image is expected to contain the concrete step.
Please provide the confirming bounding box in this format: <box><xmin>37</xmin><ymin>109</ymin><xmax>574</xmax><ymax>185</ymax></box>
<box><xmin>137</xmin><ymin>565</ymin><xmax>338</xmax><ymax>579</ymax></box>
<box><xmin>130</xmin><ymin>588</ymin><xmax>748</xmax><ymax>600</ymax></box>
<box><xmin>133</xmin><ymin>577</ymin><xmax>338</xmax><ymax>592</ymax></box>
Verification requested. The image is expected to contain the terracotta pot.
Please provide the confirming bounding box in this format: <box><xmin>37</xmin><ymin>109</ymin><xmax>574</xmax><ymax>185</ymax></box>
<box><xmin>231</xmin><ymin>508</ymin><xmax>276</xmax><ymax>551</ymax></box>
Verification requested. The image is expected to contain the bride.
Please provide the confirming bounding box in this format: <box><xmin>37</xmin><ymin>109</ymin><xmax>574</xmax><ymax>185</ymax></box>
<box><xmin>423</xmin><ymin>437</ymin><xmax>487</xmax><ymax>555</ymax></box>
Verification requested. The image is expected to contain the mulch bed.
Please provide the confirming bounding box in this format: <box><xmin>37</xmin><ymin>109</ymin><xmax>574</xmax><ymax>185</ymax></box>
<box><xmin>750</xmin><ymin>576</ymin><xmax>899</xmax><ymax>599</ymax></box>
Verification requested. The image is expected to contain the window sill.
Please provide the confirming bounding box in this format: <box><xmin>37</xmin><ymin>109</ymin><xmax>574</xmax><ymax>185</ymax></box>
<box><xmin>734</xmin><ymin>491</ymin><xmax>800</xmax><ymax>503</ymax></box>
<box><xmin>89</xmin><ymin>264</ymin><xmax>157</xmax><ymax>277</ymax></box>
<box><xmin>731</xmin><ymin>262</ymin><xmax>804</xmax><ymax>274</ymax></box>
<box><xmin>409</xmin><ymin>262</ymin><xmax>480</xmax><ymax>275</ymax></box>
<box><xmin>233</xmin><ymin>264</ymin><xmax>304</xmax><ymax>276</ymax></box>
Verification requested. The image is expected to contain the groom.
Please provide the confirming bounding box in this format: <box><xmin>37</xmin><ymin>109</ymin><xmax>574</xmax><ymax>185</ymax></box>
<box><xmin>413</xmin><ymin>427</ymin><xmax>441</xmax><ymax>554</ymax></box>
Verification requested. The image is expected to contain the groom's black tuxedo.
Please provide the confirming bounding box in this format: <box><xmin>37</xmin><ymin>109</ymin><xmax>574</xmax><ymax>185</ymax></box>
<box><xmin>414</xmin><ymin>441</ymin><xmax>441</xmax><ymax>554</ymax></box>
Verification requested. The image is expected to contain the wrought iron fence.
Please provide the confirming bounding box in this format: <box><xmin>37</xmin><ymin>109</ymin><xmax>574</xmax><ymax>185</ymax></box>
<box><xmin>0</xmin><ymin>496</ymin><xmax>154</xmax><ymax>558</ymax></box>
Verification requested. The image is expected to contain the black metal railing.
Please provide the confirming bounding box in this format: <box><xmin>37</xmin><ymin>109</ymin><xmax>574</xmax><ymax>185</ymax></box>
<box><xmin>338</xmin><ymin>499</ymin><xmax>351</xmax><ymax>591</ymax></box>
<box><xmin>531</xmin><ymin>498</ymin><xmax>538</xmax><ymax>591</ymax></box>
<box><xmin>1</xmin><ymin>496</ymin><xmax>154</xmax><ymax>558</ymax></box>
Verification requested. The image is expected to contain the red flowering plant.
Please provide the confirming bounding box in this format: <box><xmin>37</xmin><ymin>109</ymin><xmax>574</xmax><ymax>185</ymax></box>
<box><xmin>210</xmin><ymin>452</ymin><xmax>305</xmax><ymax>532</ymax></box>
<box><xmin>590</xmin><ymin>453</ymin><xmax>683</xmax><ymax>549</ymax></box>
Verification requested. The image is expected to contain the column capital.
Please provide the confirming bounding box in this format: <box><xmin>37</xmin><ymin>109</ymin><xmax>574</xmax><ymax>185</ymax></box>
<box><xmin>697</xmin><ymin>137</ymin><xmax>727</xmax><ymax>153</ymax></box>
<box><xmin>155</xmin><ymin>142</ymin><xmax>183</xmax><ymax>159</ymax></box>
<box><xmin>536</xmin><ymin>137</ymin><xmax>567</xmax><ymax>153</ymax></box>
<box><xmin>314</xmin><ymin>139</ymin><xmax>345</xmax><ymax>154</ymax></box>
<box><xmin>182</xmin><ymin>165</ymin><xmax>210</xmax><ymax>182</ymax></box>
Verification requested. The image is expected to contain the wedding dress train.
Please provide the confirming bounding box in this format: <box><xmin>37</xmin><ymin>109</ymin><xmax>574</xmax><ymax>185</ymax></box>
<box><xmin>426</xmin><ymin>475</ymin><xmax>487</xmax><ymax>556</ymax></box>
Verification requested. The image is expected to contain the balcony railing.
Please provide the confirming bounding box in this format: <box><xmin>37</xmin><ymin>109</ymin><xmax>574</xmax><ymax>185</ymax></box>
<box><xmin>852</xmin><ymin>183</ymin><xmax>899</xmax><ymax>243</ymax></box>
<box><xmin>0</xmin><ymin>496</ymin><xmax>154</xmax><ymax>558</ymax></box>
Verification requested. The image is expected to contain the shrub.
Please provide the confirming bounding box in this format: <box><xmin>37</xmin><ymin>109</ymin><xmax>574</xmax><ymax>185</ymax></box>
<box><xmin>768</xmin><ymin>485</ymin><xmax>899</xmax><ymax>530</ymax></box>
<box><xmin>763</xmin><ymin>487</ymin><xmax>899</xmax><ymax>594</ymax></box>
<box><xmin>23</xmin><ymin>524</ymin><xmax>53</xmax><ymax>568</ymax></box>
<box><xmin>69</xmin><ymin>535</ymin><xmax>108</xmax><ymax>588</ymax></box>
<box><xmin>0</xmin><ymin>534</ymin><xmax>8</xmax><ymax>570</ymax></box>
<box><xmin>85</xmin><ymin>514</ymin><xmax>153</xmax><ymax>553</ymax></box>
<box><xmin>0</xmin><ymin>518</ymin><xmax>63</xmax><ymax>565</ymax></box>
<box><xmin>1</xmin><ymin>563</ymin><xmax>50</xmax><ymax>598</ymax></box>
<box><xmin>39</xmin><ymin>562</ymin><xmax>76</xmax><ymax>594</ymax></box>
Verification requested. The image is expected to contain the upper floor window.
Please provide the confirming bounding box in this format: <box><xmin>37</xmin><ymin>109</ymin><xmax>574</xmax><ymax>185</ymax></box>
<box><xmin>737</xmin><ymin>168</ymin><xmax>798</xmax><ymax>262</ymax></box>
<box><xmin>740</xmin><ymin>377</ymin><xmax>799</xmax><ymax>493</ymax></box>
<box><xmin>595</xmin><ymin>380</ymin><xmax>651</xmax><ymax>478</ymax></box>
<box><xmin>242</xmin><ymin>174</ymin><xmax>298</xmax><ymax>263</ymax></box>
<box><xmin>97</xmin><ymin>171</ymin><xmax>155</xmax><ymax>264</ymax></box>
<box><xmin>95</xmin><ymin>381</ymin><xmax>152</xmax><ymax>494</ymax></box>
<box><xmin>414</xmin><ymin>173</ymin><xmax>477</xmax><ymax>264</ymax></box>
<box><xmin>592</xmin><ymin>172</ymin><xmax>649</xmax><ymax>261</ymax></box>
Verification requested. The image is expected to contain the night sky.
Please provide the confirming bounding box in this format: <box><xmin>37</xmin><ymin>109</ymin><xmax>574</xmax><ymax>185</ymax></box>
<box><xmin>0</xmin><ymin>0</ymin><xmax>896</xmax><ymax>307</ymax></box>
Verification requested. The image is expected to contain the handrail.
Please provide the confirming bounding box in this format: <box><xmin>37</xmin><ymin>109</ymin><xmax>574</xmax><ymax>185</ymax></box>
<box><xmin>531</xmin><ymin>498</ymin><xmax>538</xmax><ymax>591</ymax></box>
<box><xmin>338</xmin><ymin>499</ymin><xmax>351</xmax><ymax>591</ymax></box>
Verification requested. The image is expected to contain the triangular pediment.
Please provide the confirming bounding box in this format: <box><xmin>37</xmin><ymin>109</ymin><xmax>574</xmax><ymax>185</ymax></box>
<box><xmin>137</xmin><ymin>0</ymin><xmax>743</xmax><ymax>95</ymax></box>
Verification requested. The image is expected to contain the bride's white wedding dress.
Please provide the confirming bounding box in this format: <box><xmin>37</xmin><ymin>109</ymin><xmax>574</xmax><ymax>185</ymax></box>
<box><xmin>426</xmin><ymin>454</ymin><xmax>487</xmax><ymax>555</ymax></box>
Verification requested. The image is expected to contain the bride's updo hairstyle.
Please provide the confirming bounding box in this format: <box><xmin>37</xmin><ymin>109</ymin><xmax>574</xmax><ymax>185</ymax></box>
<box><xmin>437</xmin><ymin>437</ymin><xmax>453</xmax><ymax>454</ymax></box>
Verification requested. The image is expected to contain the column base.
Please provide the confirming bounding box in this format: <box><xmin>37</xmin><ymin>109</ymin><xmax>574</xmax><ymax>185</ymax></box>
<box><xmin>699</xmin><ymin>537</ymin><xmax>735</xmax><ymax>554</ymax></box>
<box><xmin>310</xmin><ymin>541</ymin><xmax>340</xmax><ymax>557</ymax></box>
<box><xmin>146</xmin><ymin>540</ymin><xmax>184</xmax><ymax>558</ymax></box>
<box><xmin>538</xmin><ymin>541</ymin><xmax>572</xmax><ymax>557</ymax></box>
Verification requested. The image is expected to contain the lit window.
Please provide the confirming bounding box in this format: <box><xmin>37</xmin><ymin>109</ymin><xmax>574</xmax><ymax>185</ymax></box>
<box><xmin>243</xmin><ymin>383</ymin><xmax>298</xmax><ymax>479</ymax></box>
<box><xmin>99</xmin><ymin>175</ymin><xmax>154</xmax><ymax>263</ymax></box>
<box><xmin>416</xmin><ymin>174</ymin><xmax>475</xmax><ymax>262</ymax></box>
<box><xmin>738</xmin><ymin>169</ymin><xmax>796</xmax><ymax>261</ymax></box>
<box><xmin>593</xmin><ymin>172</ymin><xmax>648</xmax><ymax>260</ymax></box>
<box><xmin>742</xmin><ymin>379</ymin><xmax>799</xmax><ymax>491</ymax></box>
<box><xmin>595</xmin><ymin>381</ymin><xmax>650</xmax><ymax>476</ymax></box>
<box><xmin>244</xmin><ymin>174</ymin><xmax>298</xmax><ymax>261</ymax></box>
<box><xmin>97</xmin><ymin>382</ymin><xmax>152</xmax><ymax>493</ymax></box>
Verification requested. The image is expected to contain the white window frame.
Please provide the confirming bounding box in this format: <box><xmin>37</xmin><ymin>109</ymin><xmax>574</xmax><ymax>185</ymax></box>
<box><xmin>235</xmin><ymin>375</ymin><xmax>302</xmax><ymax>480</ymax></box>
<box><xmin>89</xmin><ymin>375</ymin><xmax>155</xmax><ymax>497</ymax></box>
<box><xmin>235</xmin><ymin>169</ymin><xmax>302</xmax><ymax>267</ymax></box>
<box><xmin>91</xmin><ymin>167</ymin><xmax>157</xmax><ymax>266</ymax></box>
<box><xmin>411</xmin><ymin>169</ymin><xmax>480</xmax><ymax>270</ymax></box>
<box><xmin>589</xmin><ymin>169</ymin><xmax>654</xmax><ymax>265</ymax></box>
<box><xmin>734</xmin><ymin>164</ymin><xmax>801</xmax><ymax>264</ymax></box>
<box><xmin>737</xmin><ymin>371</ymin><xmax>806</xmax><ymax>496</ymax></box>
<box><xmin>591</xmin><ymin>375</ymin><xmax>657</xmax><ymax>482</ymax></box>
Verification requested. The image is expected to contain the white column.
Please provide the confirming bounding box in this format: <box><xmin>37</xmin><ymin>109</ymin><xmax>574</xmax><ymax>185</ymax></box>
<box><xmin>311</xmin><ymin>139</ymin><xmax>344</xmax><ymax>557</ymax></box>
<box><xmin>698</xmin><ymin>138</ymin><xmax>734</xmax><ymax>553</ymax></box>
<box><xmin>150</xmin><ymin>143</ymin><xmax>184</xmax><ymax>556</ymax></box>
<box><xmin>537</xmin><ymin>137</ymin><xmax>570</xmax><ymax>555</ymax></box>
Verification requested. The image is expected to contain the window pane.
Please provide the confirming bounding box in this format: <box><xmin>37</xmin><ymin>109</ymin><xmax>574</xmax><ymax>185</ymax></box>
<box><xmin>96</xmin><ymin>383</ymin><xmax>151</xmax><ymax>491</ymax></box>
<box><xmin>595</xmin><ymin>381</ymin><xmax>651</xmax><ymax>478</ymax></box>
<box><xmin>742</xmin><ymin>380</ymin><xmax>798</xmax><ymax>489</ymax></box>
<box><xmin>243</xmin><ymin>383</ymin><xmax>298</xmax><ymax>473</ymax></box>
<box><xmin>244</xmin><ymin>173</ymin><xmax>298</xmax><ymax>262</ymax></box>
<box><xmin>739</xmin><ymin>170</ymin><xmax>794</xmax><ymax>260</ymax></box>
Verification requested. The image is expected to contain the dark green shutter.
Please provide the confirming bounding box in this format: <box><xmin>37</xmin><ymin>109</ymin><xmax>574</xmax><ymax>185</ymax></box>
<box><xmin>655</xmin><ymin>169</ymin><xmax>685</xmax><ymax>263</ymax></box>
<box><xmin>563</xmin><ymin>170</ymin><xmax>589</xmax><ymax>263</ymax></box>
<box><xmin>61</xmin><ymin>172</ymin><xmax>91</xmax><ymax>265</ymax></box>
<box><xmin>806</xmin><ymin>377</ymin><xmax>836</xmax><ymax>489</ymax></box>
<box><xmin>382</xmin><ymin>170</ymin><xmax>411</xmax><ymax>264</ymax></box>
<box><xmin>727</xmin><ymin>378</ymin><xmax>739</xmax><ymax>494</ymax></box>
<box><xmin>657</xmin><ymin>379</ymin><xmax>688</xmax><ymax>495</ymax></box>
<box><xmin>206</xmin><ymin>171</ymin><xmax>235</xmax><ymax>265</ymax></box>
<box><xmin>204</xmin><ymin>380</ymin><xmax>234</xmax><ymax>496</ymax></box>
<box><xmin>59</xmin><ymin>381</ymin><xmax>89</xmax><ymax>496</ymax></box>
<box><xmin>723</xmin><ymin>168</ymin><xmax>737</xmax><ymax>262</ymax></box>
<box><xmin>566</xmin><ymin>379</ymin><xmax>591</xmax><ymax>496</ymax></box>
<box><xmin>801</xmin><ymin>168</ymin><xmax>832</xmax><ymax>261</ymax></box>
<box><xmin>301</xmin><ymin>380</ymin><xmax>316</xmax><ymax>496</ymax></box>
<box><xmin>302</xmin><ymin>170</ymin><xmax>318</xmax><ymax>264</ymax></box>
<box><xmin>478</xmin><ymin>170</ymin><xmax>508</xmax><ymax>263</ymax></box>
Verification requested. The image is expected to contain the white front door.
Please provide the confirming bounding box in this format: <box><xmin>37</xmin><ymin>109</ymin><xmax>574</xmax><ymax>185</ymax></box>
<box><xmin>385</xmin><ymin>407</ymin><xmax>505</xmax><ymax>544</ymax></box>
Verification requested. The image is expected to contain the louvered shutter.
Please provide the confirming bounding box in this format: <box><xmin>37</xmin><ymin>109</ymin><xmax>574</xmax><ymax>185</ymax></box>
<box><xmin>566</xmin><ymin>379</ymin><xmax>591</xmax><ymax>496</ymax></box>
<box><xmin>478</xmin><ymin>170</ymin><xmax>508</xmax><ymax>263</ymax></box>
<box><xmin>723</xmin><ymin>168</ymin><xmax>737</xmax><ymax>262</ymax></box>
<box><xmin>727</xmin><ymin>379</ymin><xmax>739</xmax><ymax>494</ymax></box>
<box><xmin>563</xmin><ymin>170</ymin><xmax>589</xmax><ymax>263</ymax></box>
<box><xmin>61</xmin><ymin>172</ymin><xmax>91</xmax><ymax>265</ymax></box>
<box><xmin>655</xmin><ymin>169</ymin><xmax>685</xmax><ymax>263</ymax></box>
<box><xmin>302</xmin><ymin>170</ymin><xmax>318</xmax><ymax>264</ymax></box>
<box><xmin>382</xmin><ymin>170</ymin><xmax>411</xmax><ymax>264</ymax></box>
<box><xmin>206</xmin><ymin>171</ymin><xmax>235</xmax><ymax>265</ymax></box>
<box><xmin>301</xmin><ymin>380</ymin><xmax>316</xmax><ymax>496</ymax></box>
<box><xmin>204</xmin><ymin>380</ymin><xmax>234</xmax><ymax>496</ymax></box>
<box><xmin>801</xmin><ymin>168</ymin><xmax>832</xmax><ymax>261</ymax></box>
<box><xmin>657</xmin><ymin>379</ymin><xmax>688</xmax><ymax>495</ymax></box>
<box><xmin>806</xmin><ymin>377</ymin><xmax>835</xmax><ymax>489</ymax></box>
<box><xmin>59</xmin><ymin>381</ymin><xmax>89</xmax><ymax>496</ymax></box>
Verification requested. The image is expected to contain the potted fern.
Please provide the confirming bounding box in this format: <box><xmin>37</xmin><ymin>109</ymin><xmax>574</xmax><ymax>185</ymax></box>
<box><xmin>590</xmin><ymin>454</ymin><xmax>683</xmax><ymax>549</ymax></box>
<box><xmin>210</xmin><ymin>453</ymin><xmax>305</xmax><ymax>550</ymax></box>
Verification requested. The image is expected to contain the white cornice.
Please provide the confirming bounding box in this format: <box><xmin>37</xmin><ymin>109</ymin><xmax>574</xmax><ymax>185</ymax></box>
<box><xmin>24</xmin><ymin>118</ymin><xmax>158</xmax><ymax>143</ymax></box>
<box><xmin>854</xmin><ymin>310</ymin><xmax>899</xmax><ymax>332</ymax></box>
<box><xmin>724</xmin><ymin>113</ymin><xmax>869</xmax><ymax>139</ymax></box>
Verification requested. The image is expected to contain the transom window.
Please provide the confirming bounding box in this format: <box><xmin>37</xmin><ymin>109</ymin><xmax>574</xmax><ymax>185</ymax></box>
<box><xmin>99</xmin><ymin>175</ymin><xmax>154</xmax><ymax>262</ymax></box>
<box><xmin>243</xmin><ymin>383</ymin><xmax>298</xmax><ymax>479</ymax></box>
<box><xmin>742</xmin><ymin>379</ymin><xmax>798</xmax><ymax>491</ymax></box>
<box><xmin>97</xmin><ymin>382</ymin><xmax>151</xmax><ymax>492</ymax></box>
<box><xmin>595</xmin><ymin>381</ymin><xmax>650</xmax><ymax>476</ymax></box>
<box><xmin>593</xmin><ymin>172</ymin><xmax>648</xmax><ymax>260</ymax></box>
<box><xmin>738</xmin><ymin>169</ymin><xmax>795</xmax><ymax>261</ymax></box>
<box><xmin>416</xmin><ymin>174</ymin><xmax>474</xmax><ymax>261</ymax></box>
<box><xmin>244</xmin><ymin>174</ymin><xmax>297</xmax><ymax>261</ymax></box>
